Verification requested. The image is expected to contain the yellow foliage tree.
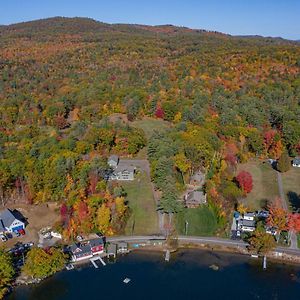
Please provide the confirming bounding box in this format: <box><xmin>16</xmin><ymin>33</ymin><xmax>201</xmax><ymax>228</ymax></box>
<box><xmin>115</xmin><ymin>196</ymin><xmax>127</xmax><ymax>217</ymax></box>
<box><xmin>97</xmin><ymin>204</ymin><xmax>111</xmax><ymax>234</ymax></box>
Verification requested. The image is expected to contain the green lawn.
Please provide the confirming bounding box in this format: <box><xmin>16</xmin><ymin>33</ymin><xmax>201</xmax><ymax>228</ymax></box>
<box><xmin>176</xmin><ymin>206</ymin><xmax>218</xmax><ymax>236</ymax></box>
<box><xmin>123</xmin><ymin>172</ymin><xmax>158</xmax><ymax>235</ymax></box>
<box><xmin>237</xmin><ymin>161</ymin><xmax>279</xmax><ymax>210</ymax></box>
<box><xmin>282</xmin><ymin>167</ymin><xmax>300</xmax><ymax>211</ymax></box>
<box><xmin>131</xmin><ymin>117</ymin><xmax>171</xmax><ymax>139</ymax></box>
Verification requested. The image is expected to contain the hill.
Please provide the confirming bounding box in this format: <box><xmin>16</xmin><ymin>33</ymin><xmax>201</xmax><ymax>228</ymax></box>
<box><xmin>0</xmin><ymin>17</ymin><xmax>299</xmax><ymax>233</ymax></box>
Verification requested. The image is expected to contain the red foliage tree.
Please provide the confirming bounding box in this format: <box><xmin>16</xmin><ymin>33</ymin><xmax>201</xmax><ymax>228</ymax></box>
<box><xmin>77</xmin><ymin>201</ymin><xmax>89</xmax><ymax>221</ymax></box>
<box><xmin>89</xmin><ymin>172</ymin><xmax>98</xmax><ymax>194</ymax></box>
<box><xmin>236</xmin><ymin>171</ymin><xmax>253</xmax><ymax>194</ymax></box>
<box><xmin>155</xmin><ymin>106</ymin><xmax>165</xmax><ymax>119</ymax></box>
<box><xmin>60</xmin><ymin>203</ymin><xmax>68</xmax><ymax>223</ymax></box>
<box><xmin>288</xmin><ymin>213</ymin><xmax>300</xmax><ymax>233</ymax></box>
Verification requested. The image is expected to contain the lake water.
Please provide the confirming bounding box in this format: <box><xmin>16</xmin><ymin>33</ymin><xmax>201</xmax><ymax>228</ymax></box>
<box><xmin>6</xmin><ymin>249</ymin><xmax>300</xmax><ymax>300</ymax></box>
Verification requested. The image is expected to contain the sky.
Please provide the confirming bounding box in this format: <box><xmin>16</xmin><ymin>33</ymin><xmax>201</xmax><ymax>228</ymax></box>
<box><xmin>0</xmin><ymin>0</ymin><xmax>299</xmax><ymax>40</ymax></box>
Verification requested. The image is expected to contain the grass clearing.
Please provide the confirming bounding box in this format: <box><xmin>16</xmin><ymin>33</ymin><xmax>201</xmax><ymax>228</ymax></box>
<box><xmin>131</xmin><ymin>117</ymin><xmax>171</xmax><ymax>139</ymax></box>
<box><xmin>237</xmin><ymin>161</ymin><xmax>279</xmax><ymax>210</ymax></box>
<box><xmin>123</xmin><ymin>172</ymin><xmax>158</xmax><ymax>235</ymax></box>
<box><xmin>176</xmin><ymin>206</ymin><xmax>218</xmax><ymax>236</ymax></box>
<box><xmin>282</xmin><ymin>167</ymin><xmax>300</xmax><ymax>211</ymax></box>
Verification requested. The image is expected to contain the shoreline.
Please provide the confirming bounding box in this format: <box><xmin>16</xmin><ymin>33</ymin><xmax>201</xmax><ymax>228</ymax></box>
<box><xmin>7</xmin><ymin>240</ymin><xmax>300</xmax><ymax>298</ymax></box>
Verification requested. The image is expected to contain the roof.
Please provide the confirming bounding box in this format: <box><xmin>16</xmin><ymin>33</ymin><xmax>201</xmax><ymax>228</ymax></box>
<box><xmin>244</xmin><ymin>212</ymin><xmax>255</xmax><ymax>218</ymax></box>
<box><xmin>118</xmin><ymin>241</ymin><xmax>128</xmax><ymax>247</ymax></box>
<box><xmin>115</xmin><ymin>164</ymin><xmax>135</xmax><ymax>173</ymax></box>
<box><xmin>293</xmin><ymin>157</ymin><xmax>300</xmax><ymax>164</ymax></box>
<box><xmin>186</xmin><ymin>191</ymin><xmax>206</xmax><ymax>204</ymax></box>
<box><xmin>0</xmin><ymin>220</ymin><xmax>5</xmax><ymax>232</ymax></box>
<box><xmin>190</xmin><ymin>171</ymin><xmax>205</xmax><ymax>183</ymax></box>
<box><xmin>241</xmin><ymin>219</ymin><xmax>255</xmax><ymax>227</ymax></box>
<box><xmin>107</xmin><ymin>243</ymin><xmax>117</xmax><ymax>254</ymax></box>
<box><xmin>70</xmin><ymin>238</ymin><xmax>104</xmax><ymax>254</ymax></box>
<box><xmin>108</xmin><ymin>155</ymin><xmax>119</xmax><ymax>163</ymax></box>
<box><xmin>89</xmin><ymin>238</ymin><xmax>104</xmax><ymax>247</ymax></box>
<box><xmin>0</xmin><ymin>209</ymin><xmax>19</xmax><ymax>228</ymax></box>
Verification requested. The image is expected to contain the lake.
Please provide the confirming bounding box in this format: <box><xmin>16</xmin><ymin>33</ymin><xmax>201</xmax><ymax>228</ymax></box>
<box><xmin>6</xmin><ymin>249</ymin><xmax>300</xmax><ymax>300</ymax></box>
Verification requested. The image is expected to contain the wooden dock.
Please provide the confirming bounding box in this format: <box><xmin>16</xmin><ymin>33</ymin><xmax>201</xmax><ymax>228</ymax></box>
<box><xmin>165</xmin><ymin>250</ymin><xmax>170</xmax><ymax>262</ymax></box>
<box><xmin>90</xmin><ymin>256</ymin><xmax>106</xmax><ymax>268</ymax></box>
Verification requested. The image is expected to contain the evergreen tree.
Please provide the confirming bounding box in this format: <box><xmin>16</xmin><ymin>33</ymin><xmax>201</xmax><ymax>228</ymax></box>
<box><xmin>277</xmin><ymin>150</ymin><xmax>291</xmax><ymax>173</ymax></box>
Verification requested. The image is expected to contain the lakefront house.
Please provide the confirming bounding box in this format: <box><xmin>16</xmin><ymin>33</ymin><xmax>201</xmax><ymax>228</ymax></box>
<box><xmin>69</xmin><ymin>238</ymin><xmax>105</xmax><ymax>262</ymax></box>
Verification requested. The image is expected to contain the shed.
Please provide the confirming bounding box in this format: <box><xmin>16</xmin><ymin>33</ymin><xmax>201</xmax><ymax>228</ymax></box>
<box><xmin>117</xmin><ymin>241</ymin><xmax>128</xmax><ymax>253</ymax></box>
<box><xmin>185</xmin><ymin>190</ymin><xmax>207</xmax><ymax>208</ymax></box>
<box><xmin>108</xmin><ymin>155</ymin><xmax>119</xmax><ymax>168</ymax></box>
<box><xmin>292</xmin><ymin>157</ymin><xmax>300</xmax><ymax>168</ymax></box>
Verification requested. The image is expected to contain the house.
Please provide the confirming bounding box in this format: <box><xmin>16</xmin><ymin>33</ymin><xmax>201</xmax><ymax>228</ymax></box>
<box><xmin>70</xmin><ymin>238</ymin><xmax>105</xmax><ymax>262</ymax></box>
<box><xmin>190</xmin><ymin>170</ymin><xmax>205</xmax><ymax>187</ymax></box>
<box><xmin>240</xmin><ymin>219</ymin><xmax>256</xmax><ymax>232</ymax></box>
<box><xmin>243</xmin><ymin>212</ymin><xmax>255</xmax><ymax>221</ymax></box>
<box><xmin>292</xmin><ymin>157</ymin><xmax>300</xmax><ymax>168</ymax></box>
<box><xmin>107</xmin><ymin>155</ymin><xmax>135</xmax><ymax>181</ymax></box>
<box><xmin>184</xmin><ymin>190</ymin><xmax>207</xmax><ymax>208</ymax></box>
<box><xmin>0</xmin><ymin>209</ymin><xmax>25</xmax><ymax>234</ymax></box>
<box><xmin>117</xmin><ymin>241</ymin><xmax>128</xmax><ymax>253</ymax></box>
<box><xmin>113</xmin><ymin>164</ymin><xmax>135</xmax><ymax>181</ymax></box>
<box><xmin>108</xmin><ymin>155</ymin><xmax>119</xmax><ymax>168</ymax></box>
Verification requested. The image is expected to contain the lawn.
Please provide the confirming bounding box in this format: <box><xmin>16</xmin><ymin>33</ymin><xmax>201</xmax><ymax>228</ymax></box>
<box><xmin>123</xmin><ymin>172</ymin><xmax>158</xmax><ymax>235</ymax></box>
<box><xmin>237</xmin><ymin>161</ymin><xmax>279</xmax><ymax>210</ymax></box>
<box><xmin>282</xmin><ymin>167</ymin><xmax>300</xmax><ymax>211</ymax></box>
<box><xmin>176</xmin><ymin>206</ymin><xmax>218</xmax><ymax>236</ymax></box>
<box><xmin>131</xmin><ymin>117</ymin><xmax>171</xmax><ymax>139</ymax></box>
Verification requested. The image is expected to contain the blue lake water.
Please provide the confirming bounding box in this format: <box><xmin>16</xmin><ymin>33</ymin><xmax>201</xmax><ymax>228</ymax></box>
<box><xmin>6</xmin><ymin>249</ymin><xmax>300</xmax><ymax>300</ymax></box>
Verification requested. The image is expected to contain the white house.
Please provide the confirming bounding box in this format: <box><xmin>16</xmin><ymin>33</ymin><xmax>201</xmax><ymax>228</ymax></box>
<box><xmin>292</xmin><ymin>157</ymin><xmax>300</xmax><ymax>168</ymax></box>
<box><xmin>243</xmin><ymin>212</ymin><xmax>255</xmax><ymax>221</ymax></box>
<box><xmin>0</xmin><ymin>209</ymin><xmax>25</xmax><ymax>234</ymax></box>
<box><xmin>107</xmin><ymin>155</ymin><xmax>135</xmax><ymax>181</ymax></box>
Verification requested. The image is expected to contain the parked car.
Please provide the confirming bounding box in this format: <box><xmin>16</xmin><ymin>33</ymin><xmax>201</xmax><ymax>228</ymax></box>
<box><xmin>0</xmin><ymin>234</ymin><xmax>8</xmax><ymax>242</ymax></box>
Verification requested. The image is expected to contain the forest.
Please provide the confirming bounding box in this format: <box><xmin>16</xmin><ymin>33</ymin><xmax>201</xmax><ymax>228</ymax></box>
<box><xmin>0</xmin><ymin>17</ymin><xmax>299</xmax><ymax>237</ymax></box>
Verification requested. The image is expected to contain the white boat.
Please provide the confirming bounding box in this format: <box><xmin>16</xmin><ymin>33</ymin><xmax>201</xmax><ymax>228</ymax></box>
<box><xmin>123</xmin><ymin>278</ymin><xmax>131</xmax><ymax>284</ymax></box>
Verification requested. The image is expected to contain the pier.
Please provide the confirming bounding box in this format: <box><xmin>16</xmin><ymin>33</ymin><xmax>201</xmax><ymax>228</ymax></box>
<box><xmin>165</xmin><ymin>250</ymin><xmax>170</xmax><ymax>262</ymax></box>
<box><xmin>90</xmin><ymin>256</ymin><xmax>106</xmax><ymax>268</ymax></box>
<box><xmin>263</xmin><ymin>255</ymin><xmax>267</xmax><ymax>270</ymax></box>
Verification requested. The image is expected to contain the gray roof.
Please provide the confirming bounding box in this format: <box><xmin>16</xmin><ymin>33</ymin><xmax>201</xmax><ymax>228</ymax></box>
<box><xmin>293</xmin><ymin>157</ymin><xmax>300</xmax><ymax>164</ymax></box>
<box><xmin>115</xmin><ymin>164</ymin><xmax>135</xmax><ymax>173</ymax></box>
<box><xmin>244</xmin><ymin>212</ymin><xmax>255</xmax><ymax>218</ymax></box>
<box><xmin>242</xmin><ymin>219</ymin><xmax>255</xmax><ymax>227</ymax></box>
<box><xmin>0</xmin><ymin>209</ymin><xmax>19</xmax><ymax>228</ymax></box>
<box><xmin>70</xmin><ymin>238</ymin><xmax>104</xmax><ymax>255</ymax></box>
<box><xmin>108</xmin><ymin>155</ymin><xmax>119</xmax><ymax>163</ymax></box>
<box><xmin>186</xmin><ymin>191</ymin><xmax>206</xmax><ymax>204</ymax></box>
<box><xmin>190</xmin><ymin>171</ymin><xmax>205</xmax><ymax>183</ymax></box>
<box><xmin>0</xmin><ymin>220</ymin><xmax>5</xmax><ymax>232</ymax></box>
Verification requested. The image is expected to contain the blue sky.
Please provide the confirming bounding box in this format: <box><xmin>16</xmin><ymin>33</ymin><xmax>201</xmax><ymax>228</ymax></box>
<box><xmin>1</xmin><ymin>0</ymin><xmax>299</xmax><ymax>40</ymax></box>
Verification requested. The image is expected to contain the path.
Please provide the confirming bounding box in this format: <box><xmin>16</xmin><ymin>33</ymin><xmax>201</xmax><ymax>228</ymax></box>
<box><xmin>107</xmin><ymin>235</ymin><xmax>300</xmax><ymax>256</ymax></box>
<box><xmin>277</xmin><ymin>171</ymin><xmax>298</xmax><ymax>249</ymax></box>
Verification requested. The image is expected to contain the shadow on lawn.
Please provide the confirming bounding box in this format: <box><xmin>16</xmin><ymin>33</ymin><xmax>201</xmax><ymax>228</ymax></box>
<box><xmin>287</xmin><ymin>191</ymin><xmax>300</xmax><ymax>212</ymax></box>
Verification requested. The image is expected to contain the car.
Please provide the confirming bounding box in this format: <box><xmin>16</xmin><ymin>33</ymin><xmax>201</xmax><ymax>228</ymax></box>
<box><xmin>236</xmin><ymin>230</ymin><xmax>241</xmax><ymax>237</ymax></box>
<box><xmin>0</xmin><ymin>234</ymin><xmax>8</xmax><ymax>242</ymax></box>
<box><xmin>76</xmin><ymin>235</ymin><xmax>84</xmax><ymax>242</ymax></box>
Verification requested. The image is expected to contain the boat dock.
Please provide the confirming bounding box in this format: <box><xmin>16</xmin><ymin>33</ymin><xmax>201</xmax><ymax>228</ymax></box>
<box><xmin>90</xmin><ymin>256</ymin><xmax>106</xmax><ymax>268</ymax></box>
<box><xmin>165</xmin><ymin>250</ymin><xmax>170</xmax><ymax>262</ymax></box>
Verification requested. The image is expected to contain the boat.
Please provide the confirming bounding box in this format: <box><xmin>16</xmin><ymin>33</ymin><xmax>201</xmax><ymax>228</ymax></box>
<box><xmin>123</xmin><ymin>278</ymin><xmax>131</xmax><ymax>284</ymax></box>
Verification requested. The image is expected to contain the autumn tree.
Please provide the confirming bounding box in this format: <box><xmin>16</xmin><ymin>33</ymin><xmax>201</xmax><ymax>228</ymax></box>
<box><xmin>174</xmin><ymin>153</ymin><xmax>191</xmax><ymax>183</ymax></box>
<box><xmin>236</xmin><ymin>171</ymin><xmax>253</xmax><ymax>194</ymax></box>
<box><xmin>267</xmin><ymin>197</ymin><xmax>288</xmax><ymax>241</ymax></box>
<box><xmin>23</xmin><ymin>247</ymin><xmax>66</xmax><ymax>279</ymax></box>
<box><xmin>248</xmin><ymin>223</ymin><xmax>276</xmax><ymax>255</ymax></box>
<box><xmin>97</xmin><ymin>204</ymin><xmax>111</xmax><ymax>234</ymax></box>
<box><xmin>288</xmin><ymin>213</ymin><xmax>300</xmax><ymax>233</ymax></box>
<box><xmin>277</xmin><ymin>150</ymin><xmax>291</xmax><ymax>173</ymax></box>
<box><xmin>0</xmin><ymin>249</ymin><xmax>15</xmax><ymax>299</ymax></box>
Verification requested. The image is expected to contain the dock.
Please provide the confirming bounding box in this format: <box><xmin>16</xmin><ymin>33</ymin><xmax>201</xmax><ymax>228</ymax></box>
<box><xmin>165</xmin><ymin>250</ymin><xmax>170</xmax><ymax>262</ymax></box>
<box><xmin>90</xmin><ymin>256</ymin><xmax>106</xmax><ymax>268</ymax></box>
<box><xmin>263</xmin><ymin>255</ymin><xmax>267</xmax><ymax>270</ymax></box>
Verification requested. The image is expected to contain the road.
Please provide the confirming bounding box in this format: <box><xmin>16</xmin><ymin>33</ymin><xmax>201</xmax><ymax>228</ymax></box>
<box><xmin>277</xmin><ymin>171</ymin><xmax>298</xmax><ymax>249</ymax></box>
<box><xmin>107</xmin><ymin>235</ymin><xmax>300</xmax><ymax>256</ymax></box>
